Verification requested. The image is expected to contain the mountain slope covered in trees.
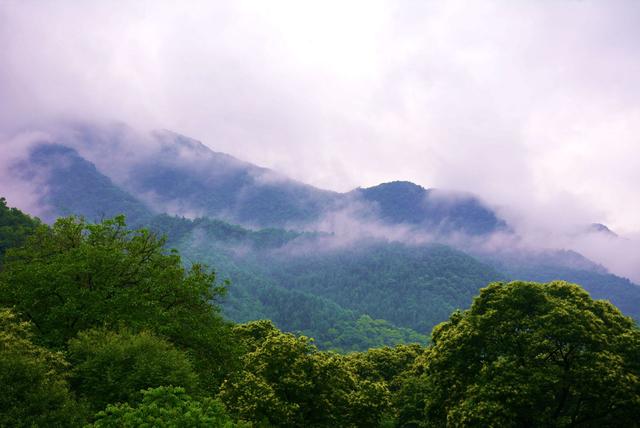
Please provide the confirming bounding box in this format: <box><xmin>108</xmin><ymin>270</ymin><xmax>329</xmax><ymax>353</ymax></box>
<box><xmin>3</xmin><ymin>122</ymin><xmax>640</xmax><ymax>348</ymax></box>
<box><xmin>147</xmin><ymin>213</ymin><xmax>640</xmax><ymax>341</ymax></box>
<box><xmin>0</xmin><ymin>205</ymin><xmax>638</xmax><ymax>426</ymax></box>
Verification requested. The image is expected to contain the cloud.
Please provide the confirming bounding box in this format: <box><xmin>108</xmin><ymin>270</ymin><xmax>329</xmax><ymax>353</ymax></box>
<box><xmin>1</xmin><ymin>1</ymin><xmax>639</xmax><ymax>278</ymax></box>
<box><xmin>568</xmin><ymin>230</ymin><xmax>640</xmax><ymax>284</ymax></box>
<box><xmin>0</xmin><ymin>131</ymin><xmax>53</xmax><ymax>217</ymax></box>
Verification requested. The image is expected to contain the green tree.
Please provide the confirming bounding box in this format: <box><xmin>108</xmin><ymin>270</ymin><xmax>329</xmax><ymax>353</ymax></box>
<box><xmin>0</xmin><ymin>215</ymin><xmax>238</xmax><ymax>388</ymax></box>
<box><xmin>91</xmin><ymin>386</ymin><xmax>246</xmax><ymax>427</ymax></box>
<box><xmin>0</xmin><ymin>197</ymin><xmax>39</xmax><ymax>260</ymax></box>
<box><xmin>346</xmin><ymin>344</ymin><xmax>423</xmax><ymax>390</ymax></box>
<box><xmin>346</xmin><ymin>344</ymin><xmax>424</xmax><ymax>425</ymax></box>
<box><xmin>68</xmin><ymin>328</ymin><xmax>199</xmax><ymax>412</ymax></box>
<box><xmin>220</xmin><ymin>321</ymin><xmax>390</xmax><ymax>427</ymax></box>
<box><xmin>0</xmin><ymin>308</ymin><xmax>84</xmax><ymax>427</ymax></box>
<box><xmin>397</xmin><ymin>281</ymin><xmax>640</xmax><ymax>427</ymax></box>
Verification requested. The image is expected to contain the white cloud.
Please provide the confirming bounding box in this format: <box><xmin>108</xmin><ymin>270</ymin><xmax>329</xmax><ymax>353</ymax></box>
<box><xmin>1</xmin><ymin>0</ymin><xmax>639</xmax><ymax>276</ymax></box>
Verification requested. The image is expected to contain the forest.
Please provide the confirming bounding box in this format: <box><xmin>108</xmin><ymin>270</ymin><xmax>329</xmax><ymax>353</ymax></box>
<box><xmin>1</xmin><ymin>198</ymin><xmax>639</xmax><ymax>427</ymax></box>
<box><xmin>18</xmin><ymin>137</ymin><xmax>640</xmax><ymax>352</ymax></box>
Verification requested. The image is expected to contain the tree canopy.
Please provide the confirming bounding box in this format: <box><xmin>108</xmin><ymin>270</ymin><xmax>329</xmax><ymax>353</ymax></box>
<box><xmin>0</xmin><ymin>215</ymin><xmax>237</xmax><ymax>388</ymax></box>
<box><xmin>0</xmin><ymin>308</ymin><xmax>84</xmax><ymax>427</ymax></box>
<box><xmin>219</xmin><ymin>320</ymin><xmax>391</xmax><ymax>427</ymax></box>
<box><xmin>0</xmin><ymin>197</ymin><xmax>39</xmax><ymax>260</ymax></box>
<box><xmin>68</xmin><ymin>328</ymin><xmax>199</xmax><ymax>412</ymax></box>
<box><xmin>90</xmin><ymin>386</ymin><xmax>245</xmax><ymax>428</ymax></box>
<box><xmin>0</xmin><ymin>201</ymin><xmax>638</xmax><ymax>427</ymax></box>
<box><xmin>398</xmin><ymin>281</ymin><xmax>640</xmax><ymax>427</ymax></box>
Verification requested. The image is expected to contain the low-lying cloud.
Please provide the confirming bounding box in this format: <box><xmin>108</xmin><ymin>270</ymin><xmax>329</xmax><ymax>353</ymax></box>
<box><xmin>1</xmin><ymin>1</ymin><xmax>639</xmax><ymax>280</ymax></box>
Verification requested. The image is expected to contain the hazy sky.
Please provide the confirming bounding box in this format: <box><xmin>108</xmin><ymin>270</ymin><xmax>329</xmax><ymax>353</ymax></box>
<box><xmin>1</xmin><ymin>0</ymin><xmax>640</xmax><ymax>235</ymax></box>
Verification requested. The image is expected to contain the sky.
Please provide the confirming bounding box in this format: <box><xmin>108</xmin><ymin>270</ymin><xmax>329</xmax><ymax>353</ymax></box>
<box><xmin>1</xmin><ymin>0</ymin><xmax>639</xmax><ymax>240</ymax></box>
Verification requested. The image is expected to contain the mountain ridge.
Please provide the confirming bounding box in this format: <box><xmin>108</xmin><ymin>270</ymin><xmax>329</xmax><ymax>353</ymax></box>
<box><xmin>3</xmin><ymin>122</ymin><xmax>638</xmax><ymax>351</ymax></box>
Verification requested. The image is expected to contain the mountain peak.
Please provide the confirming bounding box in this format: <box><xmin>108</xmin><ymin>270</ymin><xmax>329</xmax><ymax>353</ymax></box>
<box><xmin>362</xmin><ymin>181</ymin><xmax>427</xmax><ymax>192</ymax></box>
<box><xmin>588</xmin><ymin>223</ymin><xmax>618</xmax><ymax>237</ymax></box>
<box><xmin>14</xmin><ymin>122</ymin><xmax>508</xmax><ymax>235</ymax></box>
<box><xmin>352</xmin><ymin>181</ymin><xmax>504</xmax><ymax>235</ymax></box>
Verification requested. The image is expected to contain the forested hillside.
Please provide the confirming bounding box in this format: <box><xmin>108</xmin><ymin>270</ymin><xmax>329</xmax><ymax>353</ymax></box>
<box><xmin>149</xmin><ymin>212</ymin><xmax>640</xmax><ymax>341</ymax></box>
<box><xmin>3</xmin><ymin>0</ymin><xmax>640</xmax><ymax>424</ymax></box>
<box><xmin>4</xmin><ymin>126</ymin><xmax>640</xmax><ymax>348</ymax></box>
<box><xmin>144</xmin><ymin>213</ymin><xmax>506</xmax><ymax>346</ymax></box>
<box><xmin>1</xmin><ymin>203</ymin><xmax>638</xmax><ymax>426</ymax></box>
<box><xmin>147</xmin><ymin>215</ymin><xmax>429</xmax><ymax>351</ymax></box>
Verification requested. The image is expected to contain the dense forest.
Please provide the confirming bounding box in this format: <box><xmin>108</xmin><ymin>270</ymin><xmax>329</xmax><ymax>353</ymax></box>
<box><xmin>1</xmin><ymin>198</ymin><xmax>639</xmax><ymax>426</ymax></box>
<box><xmin>17</xmin><ymin>136</ymin><xmax>640</xmax><ymax>353</ymax></box>
<box><xmin>147</xmin><ymin>212</ymin><xmax>640</xmax><ymax>352</ymax></box>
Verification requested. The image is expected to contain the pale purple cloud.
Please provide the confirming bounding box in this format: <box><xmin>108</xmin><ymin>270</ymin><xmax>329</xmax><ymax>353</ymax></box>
<box><xmin>1</xmin><ymin>0</ymin><xmax>640</xmax><ymax>279</ymax></box>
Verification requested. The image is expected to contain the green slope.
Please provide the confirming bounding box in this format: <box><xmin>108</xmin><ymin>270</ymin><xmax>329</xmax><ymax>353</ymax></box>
<box><xmin>259</xmin><ymin>241</ymin><xmax>506</xmax><ymax>334</ymax></box>
<box><xmin>147</xmin><ymin>214</ymin><xmax>428</xmax><ymax>351</ymax></box>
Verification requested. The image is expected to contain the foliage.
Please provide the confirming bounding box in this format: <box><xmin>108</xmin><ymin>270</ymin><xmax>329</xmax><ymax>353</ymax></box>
<box><xmin>2</xmin><ymin>197</ymin><xmax>639</xmax><ymax>427</ymax></box>
<box><xmin>346</xmin><ymin>344</ymin><xmax>424</xmax><ymax>391</ymax></box>
<box><xmin>397</xmin><ymin>281</ymin><xmax>640</xmax><ymax>427</ymax></box>
<box><xmin>262</xmin><ymin>242</ymin><xmax>504</xmax><ymax>334</ymax></box>
<box><xmin>91</xmin><ymin>386</ymin><xmax>246</xmax><ymax>428</ymax></box>
<box><xmin>148</xmin><ymin>210</ymin><xmax>640</xmax><ymax>352</ymax></box>
<box><xmin>152</xmin><ymin>213</ymin><xmax>429</xmax><ymax>351</ymax></box>
<box><xmin>0</xmin><ymin>215</ymin><xmax>237</xmax><ymax>388</ymax></box>
<box><xmin>0</xmin><ymin>197</ymin><xmax>39</xmax><ymax>260</ymax></box>
<box><xmin>500</xmin><ymin>259</ymin><xmax>640</xmax><ymax>321</ymax></box>
<box><xmin>345</xmin><ymin>344</ymin><xmax>425</xmax><ymax>426</ymax></box>
<box><xmin>219</xmin><ymin>321</ymin><xmax>390</xmax><ymax>427</ymax></box>
<box><xmin>0</xmin><ymin>308</ymin><xmax>84</xmax><ymax>427</ymax></box>
<box><xmin>320</xmin><ymin>315</ymin><xmax>426</xmax><ymax>352</ymax></box>
<box><xmin>68</xmin><ymin>328</ymin><xmax>199</xmax><ymax>412</ymax></box>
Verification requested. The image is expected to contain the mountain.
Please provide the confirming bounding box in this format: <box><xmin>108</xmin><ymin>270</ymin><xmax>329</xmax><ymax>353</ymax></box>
<box><xmin>21</xmin><ymin>123</ymin><xmax>507</xmax><ymax>235</ymax></box>
<box><xmin>15</xmin><ymin>143</ymin><xmax>153</xmax><ymax>225</ymax></box>
<box><xmin>259</xmin><ymin>241</ymin><xmax>506</xmax><ymax>333</ymax></box>
<box><xmin>128</xmin><ymin>131</ymin><xmax>507</xmax><ymax>234</ymax></box>
<box><xmin>4</xmin><ymin>121</ymin><xmax>639</xmax><ymax>350</ymax></box>
<box><xmin>351</xmin><ymin>181</ymin><xmax>507</xmax><ymax>235</ymax></box>
<box><xmin>143</xmin><ymin>213</ymin><xmax>640</xmax><ymax>342</ymax></box>
<box><xmin>146</xmin><ymin>214</ymin><xmax>504</xmax><ymax>338</ymax></box>
<box><xmin>123</xmin><ymin>130</ymin><xmax>339</xmax><ymax>228</ymax></box>
<box><xmin>587</xmin><ymin>222</ymin><xmax>618</xmax><ymax>237</ymax></box>
<box><xmin>127</xmin><ymin>214</ymin><xmax>436</xmax><ymax>351</ymax></box>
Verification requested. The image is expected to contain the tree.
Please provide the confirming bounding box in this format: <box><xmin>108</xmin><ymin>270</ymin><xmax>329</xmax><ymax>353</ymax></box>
<box><xmin>68</xmin><ymin>328</ymin><xmax>199</xmax><ymax>412</ymax></box>
<box><xmin>346</xmin><ymin>344</ymin><xmax>423</xmax><ymax>390</ymax></box>
<box><xmin>397</xmin><ymin>281</ymin><xmax>640</xmax><ymax>427</ymax></box>
<box><xmin>90</xmin><ymin>386</ymin><xmax>246</xmax><ymax>427</ymax></box>
<box><xmin>345</xmin><ymin>344</ymin><xmax>424</xmax><ymax>425</ymax></box>
<box><xmin>0</xmin><ymin>308</ymin><xmax>84</xmax><ymax>427</ymax></box>
<box><xmin>0</xmin><ymin>215</ymin><xmax>238</xmax><ymax>388</ymax></box>
<box><xmin>219</xmin><ymin>321</ymin><xmax>390</xmax><ymax>427</ymax></box>
<box><xmin>0</xmin><ymin>197</ymin><xmax>39</xmax><ymax>260</ymax></box>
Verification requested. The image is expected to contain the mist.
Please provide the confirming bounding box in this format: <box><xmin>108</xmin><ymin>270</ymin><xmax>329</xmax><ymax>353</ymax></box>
<box><xmin>1</xmin><ymin>1</ymin><xmax>639</xmax><ymax>281</ymax></box>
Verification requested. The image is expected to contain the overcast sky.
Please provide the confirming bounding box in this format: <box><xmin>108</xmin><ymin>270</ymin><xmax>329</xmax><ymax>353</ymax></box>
<box><xmin>1</xmin><ymin>0</ymin><xmax>640</xmax><ymax>236</ymax></box>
